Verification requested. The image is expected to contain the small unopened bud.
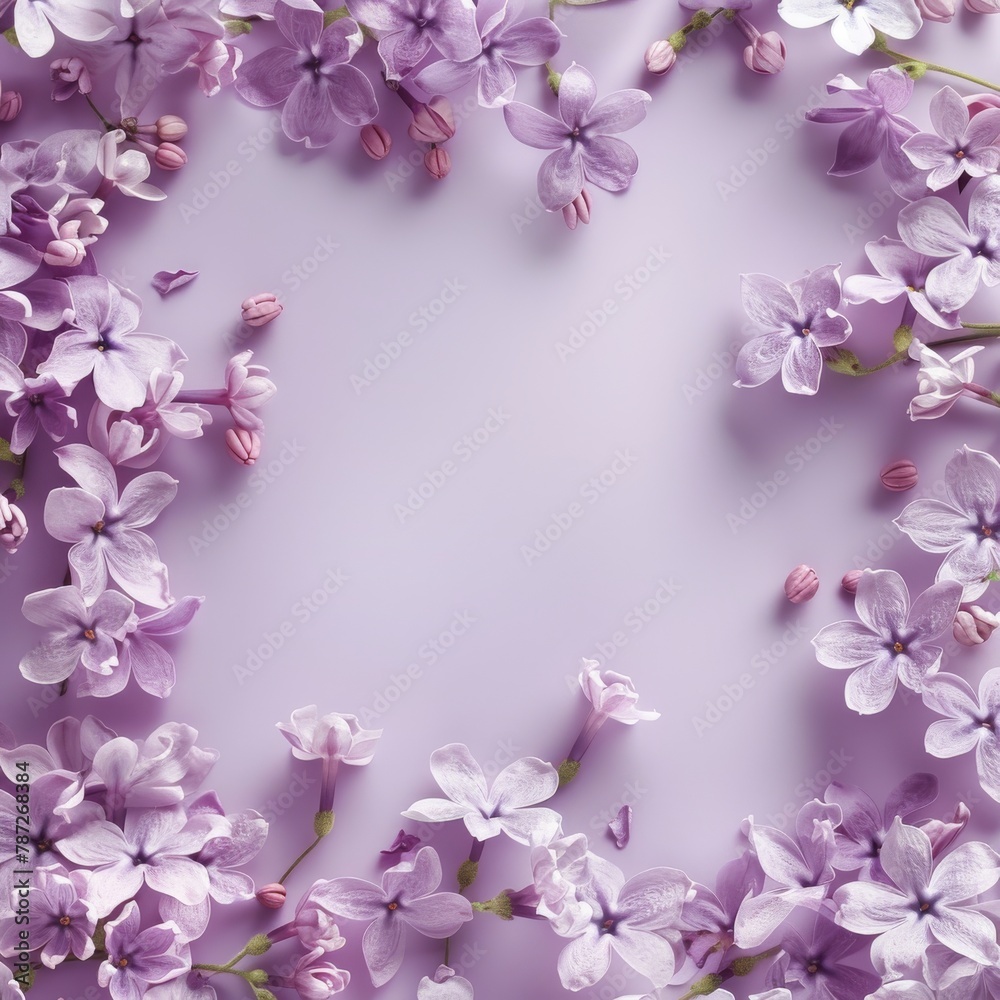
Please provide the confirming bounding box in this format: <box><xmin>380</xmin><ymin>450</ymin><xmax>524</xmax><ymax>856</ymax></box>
<box><xmin>0</xmin><ymin>496</ymin><xmax>27</xmax><ymax>554</ymax></box>
<box><xmin>255</xmin><ymin>883</ymin><xmax>286</xmax><ymax>909</ymax></box>
<box><xmin>953</xmin><ymin>604</ymin><xmax>1000</xmax><ymax>645</ymax></box>
<box><xmin>50</xmin><ymin>57</ymin><xmax>92</xmax><ymax>100</ymax></box>
<box><xmin>155</xmin><ymin>142</ymin><xmax>187</xmax><ymax>170</ymax></box>
<box><xmin>408</xmin><ymin>96</ymin><xmax>456</xmax><ymax>143</ymax></box>
<box><xmin>457</xmin><ymin>859</ymin><xmax>478</xmax><ymax>890</ymax></box>
<box><xmin>43</xmin><ymin>238</ymin><xmax>86</xmax><ymax>267</ymax></box>
<box><xmin>644</xmin><ymin>39</ymin><xmax>677</xmax><ymax>75</ymax></box>
<box><xmin>241</xmin><ymin>292</ymin><xmax>282</xmax><ymax>327</ymax></box>
<box><xmin>225</xmin><ymin>427</ymin><xmax>262</xmax><ymax>466</ymax></box>
<box><xmin>360</xmin><ymin>123</ymin><xmax>391</xmax><ymax>160</ymax></box>
<box><xmin>0</xmin><ymin>90</ymin><xmax>22</xmax><ymax>122</ymax></box>
<box><xmin>562</xmin><ymin>188</ymin><xmax>592</xmax><ymax>230</ymax></box>
<box><xmin>744</xmin><ymin>31</ymin><xmax>786</xmax><ymax>74</ymax></box>
<box><xmin>155</xmin><ymin>114</ymin><xmax>188</xmax><ymax>142</ymax></box>
<box><xmin>965</xmin><ymin>0</ymin><xmax>1000</xmax><ymax>12</ymax></box>
<box><xmin>784</xmin><ymin>564</ymin><xmax>818</xmax><ymax>604</ymax></box>
<box><xmin>880</xmin><ymin>458</ymin><xmax>918</xmax><ymax>492</ymax></box>
<box><xmin>841</xmin><ymin>569</ymin><xmax>863</xmax><ymax>595</ymax></box>
<box><xmin>919</xmin><ymin>802</ymin><xmax>971</xmax><ymax>858</ymax></box>
<box><xmin>916</xmin><ymin>0</ymin><xmax>955</xmax><ymax>18</ymax></box>
<box><xmin>314</xmin><ymin>810</ymin><xmax>335</xmax><ymax>837</ymax></box>
<box><xmin>966</xmin><ymin>93</ymin><xmax>1000</xmax><ymax>117</ymax></box>
<box><xmin>424</xmin><ymin>145</ymin><xmax>451</xmax><ymax>181</ymax></box>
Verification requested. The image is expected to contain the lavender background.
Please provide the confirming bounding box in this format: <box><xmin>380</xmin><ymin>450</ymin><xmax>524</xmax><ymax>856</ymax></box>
<box><xmin>3</xmin><ymin>10</ymin><xmax>1000</xmax><ymax>1000</ymax></box>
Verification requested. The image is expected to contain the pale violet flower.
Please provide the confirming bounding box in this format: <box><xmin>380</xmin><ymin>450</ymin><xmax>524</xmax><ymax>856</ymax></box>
<box><xmin>895</xmin><ymin>445</ymin><xmax>1000</xmax><ymax>600</ymax></box>
<box><xmin>96</xmin><ymin>129</ymin><xmax>166</xmax><ymax>200</ymax></box>
<box><xmin>777</xmin><ymin>0</ymin><xmax>921</xmax><ymax>55</ymax></box>
<box><xmin>812</xmin><ymin>568</ymin><xmax>962</xmax><ymax>714</ymax></box>
<box><xmin>402</xmin><ymin>743</ymin><xmax>561</xmax><ymax>846</ymax></box>
<box><xmin>418</xmin><ymin>965</ymin><xmax>474</xmax><ymax>1000</ymax></box>
<box><xmin>98</xmin><ymin>901</ymin><xmax>190</xmax><ymax>1000</ymax></box>
<box><xmin>907</xmin><ymin>339</ymin><xmax>986</xmax><ymax>420</ymax></box>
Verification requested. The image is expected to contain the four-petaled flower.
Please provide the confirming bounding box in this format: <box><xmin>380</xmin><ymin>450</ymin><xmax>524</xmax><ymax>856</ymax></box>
<box><xmin>97</xmin><ymin>901</ymin><xmax>190</xmax><ymax>1000</ymax></box>
<box><xmin>778</xmin><ymin>0</ymin><xmax>921</xmax><ymax>55</ymax></box>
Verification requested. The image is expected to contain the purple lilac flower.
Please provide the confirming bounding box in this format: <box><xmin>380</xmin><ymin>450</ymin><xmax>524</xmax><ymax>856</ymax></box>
<box><xmin>805</xmin><ymin>68</ymin><xmax>928</xmax><ymax>200</ymax></box>
<box><xmin>766</xmin><ymin>915</ymin><xmax>880</xmax><ymax>1000</ymax></box>
<box><xmin>895</xmin><ymin>445</ymin><xmax>1000</xmax><ymax>601</ymax></box>
<box><xmin>268</xmin><ymin>880</ymin><xmax>346</xmax><ymax>951</ymax></box>
<box><xmin>834</xmin><ymin>818</ymin><xmax>1000</xmax><ymax>979</ymax></box>
<box><xmin>413</xmin><ymin>0</ymin><xmax>561</xmax><ymax>108</ymax></box>
<box><xmin>346</xmin><ymin>0</ymin><xmax>481</xmax><ymax>80</ymax></box>
<box><xmin>77</xmin><ymin>596</ymin><xmax>204</xmax><ymax>699</ymax></box>
<box><xmin>174</xmin><ymin>350</ymin><xmax>276</xmax><ymax>431</ymax></box>
<box><xmin>0</xmin><ymin>864</ymin><xmax>95</xmax><ymax>968</ymax></box>
<box><xmin>402</xmin><ymin>742</ymin><xmax>561</xmax><ymax>846</ymax></box>
<box><xmin>309</xmin><ymin>846</ymin><xmax>473</xmax><ymax>987</ymax></box>
<box><xmin>235</xmin><ymin>3</ymin><xmax>377</xmax><ymax>148</ymax></box>
<box><xmin>267</xmin><ymin>945</ymin><xmax>350</xmax><ymax>997</ymax></box>
<box><xmin>734</xmin><ymin>265</ymin><xmax>851</xmax><ymax>396</ymax></box>
<box><xmin>10</xmin><ymin>0</ymin><xmax>116</xmax><ymax>58</ymax></box>
<box><xmin>0</xmin><ymin>961</ymin><xmax>22</xmax><ymax>1000</ymax></box>
<box><xmin>897</xmin><ymin>176</ymin><xmax>1000</xmax><ymax>312</ymax></box>
<box><xmin>777</xmin><ymin>0</ymin><xmax>921</xmax><ymax>55</ymax></box>
<box><xmin>903</xmin><ymin>86</ymin><xmax>1000</xmax><ymax>190</ymax></box>
<box><xmin>531</xmin><ymin>833</ymin><xmax>592</xmax><ymax>934</ymax></box>
<box><xmin>549</xmin><ymin>852</ymin><xmax>691</xmax><ymax>991</ymax></box>
<box><xmin>96</xmin><ymin>130</ymin><xmax>166</xmax><ymax>201</ymax></box>
<box><xmin>734</xmin><ymin>800</ymin><xmax>842</xmax><ymax>948</ymax></box>
<box><xmin>678</xmin><ymin>850</ymin><xmax>764</xmax><ymax>966</ymax></box>
<box><xmin>922</xmin><ymin>670</ymin><xmax>1000</xmax><ymax>802</ymax></box>
<box><xmin>812</xmin><ymin>569</ymin><xmax>962</xmax><ymax>714</ymax></box>
<box><xmin>19</xmin><ymin>585</ymin><xmax>136</xmax><ymax>685</ymax></box>
<box><xmin>823</xmin><ymin>773</ymin><xmax>938</xmax><ymax>881</ymax></box>
<box><xmin>2</xmin><ymin>373</ymin><xmax>78</xmax><ymax>454</ymax></box>
<box><xmin>0</xmin><ymin>715</ymin><xmax>114</xmax><ymax>788</ymax></box>
<box><xmin>39</xmin><ymin>276</ymin><xmax>183</xmax><ymax>411</ymax></box>
<box><xmin>58</xmin><ymin>805</ymin><xmax>228</xmax><ymax>917</ymax></box>
<box><xmin>98</xmin><ymin>901</ymin><xmax>190</xmax><ymax>1000</ymax></box>
<box><xmin>0</xmin><ymin>238</ymin><xmax>43</xmax><ymax>325</ymax></box>
<box><xmin>842</xmin><ymin>238</ymin><xmax>960</xmax><ymax>329</ymax></box>
<box><xmin>906</xmin><ymin>339</ymin><xmax>985</xmax><ymax>421</ymax></box>
<box><xmin>43</xmin><ymin>443</ymin><xmax>176</xmax><ymax>607</ymax></box>
<box><xmin>503</xmin><ymin>63</ymin><xmax>650</xmax><ymax>212</ymax></box>
<box><xmin>418</xmin><ymin>965</ymin><xmax>474</xmax><ymax>1000</ymax></box>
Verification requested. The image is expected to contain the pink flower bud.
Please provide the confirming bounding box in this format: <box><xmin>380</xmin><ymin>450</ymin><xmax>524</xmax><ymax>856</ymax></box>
<box><xmin>0</xmin><ymin>90</ymin><xmax>22</xmax><ymax>123</ymax></box>
<box><xmin>408</xmin><ymin>96</ymin><xmax>456</xmax><ymax>144</ymax></box>
<box><xmin>360</xmin><ymin>123</ymin><xmax>391</xmax><ymax>160</ymax></box>
<box><xmin>155</xmin><ymin>115</ymin><xmax>188</xmax><ymax>142</ymax></box>
<box><xmin>226</xmin><ymin>426</ymin><xmax>262</xmax><ymax>466</ymax></box>
<box><xmin>880</xmin><ymin>458</ymin><xmax>918</xmax><ymax>492</ymax></box>
<box><xmin>966</xmin><ymin>93</ymin><xmax>1000</xmax><ymax>118</ymax></box>
<box><xmin>916</xmin><ymin>0</ymin><xmax>955</xmax><ymax>19</ymax></box>
<box><xmin>841</xmin><ymin>570</ymin><xmax>863</xmax><ymax>595</ymax></box>
<box><xmin>154</xmin><ymin>142</ymin><xmax>187</xmax><ymax>170</ymax></box>
<box><xmin>255</xmin><ymin>883</ymin><xmax>287</xmax><ymax>909</ymax></box>
<box><xmin>784</xmin><ymin>564</ymin><xmax>819</xmax><ymax>603</ymax></box>
<box><xmin>953</xmin><ymin>604</ymin><xmax>1000</xmax><ymax>645</ymax></box>
<box><xmin>241</xmin><ymin>292</ymin><xmax>282</xmax><ymax>327</ymax></box>
<box><xmin>965</xmin><ymin>0</ymin><xmax>1000</xmax><ymax>12</ymax></box>
<box><xmin>0</xmin><ymin>496</ymin><xmax>27</xmax><ymax>554</ymax></box>
<box><xmin>744</xmin><ymin>31</ymin><xmax>786</xmax><ymax>75</ymax></box>
<box><xmin>424</xmin><ymin>146</ymin><xmax>451</xmax><ymax>181</ymax></box>
<box><xmin>644</xmin><ymin>40</ymin><xmax>677</xmax><ymax>75</ymax></box>
<box><xmin>43</xmin><ymin>238</ymin><xmax>86</xmax><ymax>267</ymax></box>
<box><xmin>562</xmin><ymin>188</ymin><xmax>592</xmax><ymax>230</ymax></box>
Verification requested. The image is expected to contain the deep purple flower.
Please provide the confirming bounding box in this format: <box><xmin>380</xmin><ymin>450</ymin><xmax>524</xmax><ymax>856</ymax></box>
<box><xmin>235</xmin><ymin>3</ymin><xmax>377</xmax><ymax>148</ymax></box>
<box><xmin>734</xmin><ymin>265</ymin><xmax>851</xmax><ymax>396</ymax></box>
<box><xmin>414</xmin><ymin>0</ymin><xmax>561</xmax><ymax>108</ymax></box>
<box><xmin>824</xmin><ymin>773</ymin><xmax>938</xmax><ymax>881</ymax></box>
<box><xmin>895</xmin><ymin>445</ymin><xmax>1000</xmax><ymax>600</ymax></box>
<box><xmin>98</xmin><ymin>901</ymin><xmax>190</xmax><ymax>1000</ymax></box>
<box><xmin>806</xmin><ymin>68</ymin><xmax>928</xmax><ymax>200</ymax></box>
<box><xmin>503</xmin><ymin>63</ymin><xmax>650</xmax><ymax>212</ymax></box>
<box><xmin>812</xmin><ymin>569</ymin><xmax>962</xmax><ymax>714</ymax></box>
<box><xmin>309</xmin><ymin>847</ymin><xmax>473</xmax><ymax>987</ymax></box>
<box><xmin>19</xmin><ymin>585</ymin><xmax>136</xmax><ymax>685</ymax></box>
<box><xmin>903</xmin><ymin>86</ymin><xmax>1000</xmax><ymax>190</ymax></box>
<box><xmin>3</xmin><ymin>373</ymin><xmax>77</xmax><ymax>454</ymax></box>
<box><xmin>897</xmin><ymin>176</ymin><xmax>1000</xmax><ymax>312</ymax></box>
<box><xmin>834</xmin><ymin>819</ymin><xmax>1000</xmax><ymax>979</ymax></box>
<box><xmin>346</xmin><ymin>0</ymin><xmax>481</xmax><ymax>80</ymax></box>
<box><xmin>43</xmin><ymin>443</ymin><xmax>176</xmax><ymax>607</ymax></box>
<box><xmin>778</xmin><ymin>0</ymin><xmax>920</xmax><ymax>55</ymax></box>
<box><xmin>402</xmin><ymin>743</ymin><xmax>561</xmax><ymax>846</ymax></box>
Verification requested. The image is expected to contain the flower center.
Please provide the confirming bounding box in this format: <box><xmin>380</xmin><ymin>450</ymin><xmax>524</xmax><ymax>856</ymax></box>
<box><xmin>59</xmin><ymin>916</ymin><xmax>71</xmax><ymax>927</ymax></box>
<box><xmin>118</xmin><ymin>957</ymin><xmax>129</xmax><ymax>968</ymax></box>
<box><xmin>807</xmin><ymin>962</ymin><xmax>820</xmax><ymax>975</ymax></box>
<box><xmin>387</xmin><ymin>902</ymin><xmax>398</xmax><ymax>910</ymax></box>
<box><xmin>955</xmin><ymin>149</ymin><xmax>966</xmax><ymax>159</ymax></box>
<box><xmin>93</xmin><ymin>520</ymin><xmax>105</xmax><ymax>534</ymax></box>
<box><xmin>28</xmin><ymin>394</ymin><xmax>42</xmax><ymax>406</ymax></box>
<box><xmin>799</xmin><ymin>326</ymin><xmax>811</xmax><ymax>337</ymax></box>
<box><xmin>983</xmin><ymin>525</ymin><xmax>994</xmax><ymax>537</ymax></box>
<box><xmin>83</xmin><ymin>629</ymin><xmax>96</xmax><ymax>641</ymax></box>
<box><xmin>893</xmin><ymin>641</ymin><xmax>904</xmax><ymax>653</ymax></box>
<box><xmin>36</xmin><ymin>839</ymin><xmax>51</xmax><ymax>853</ymax></box>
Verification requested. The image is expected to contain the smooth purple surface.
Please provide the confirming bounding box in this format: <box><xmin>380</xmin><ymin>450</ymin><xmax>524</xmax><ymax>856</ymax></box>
<box><xmin>1</xmin><ymin>11</ymin><xmax>1000</xmax><ymax>1000</ymax></box>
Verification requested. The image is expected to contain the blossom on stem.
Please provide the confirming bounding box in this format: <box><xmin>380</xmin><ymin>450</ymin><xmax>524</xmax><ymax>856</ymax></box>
<box><xmin>777</xmin><ymin>0</ymin><xmax>920</xmax><ymax>55</ymax></box>
<box><xmin>268</xmin><ymin>946</ymin><xmax>350</xmax><ymax>997</ymax></box>
<box><xmin>97</xmin><ymin>901</ymin><xmax>190</xmax><ymax>1000</ymax></box>
<box><xmin>906</xmin><ymin>339</ymin><xmax>985</xmax><ymax>421</ymax></box>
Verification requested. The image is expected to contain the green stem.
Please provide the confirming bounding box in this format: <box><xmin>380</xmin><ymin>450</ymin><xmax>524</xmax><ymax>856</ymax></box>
<box><xmin>84</xmin><ymin>94</ymin><xmax>115</xmax><ymax>131</ymax></box>
<box><xmin>870</xmin><ymin>32</ymin><xmax>1000</xmax><ymax>92</ymax></box>
<box><xmin>278</xmin><ymin>833</ymin><xmax>322</xmax><ymax>885</ymax></box>
<box><xmin>931</xmin><ymin>330</ymin><xmax>1000</xmax><ymax>349</ymax></box>
<box><xmin>855</xmin><ymin>349</ymin><xmax>909</xmax><ymax>375</ymax></box>
<box><xmin>960</xmin><ymin>323</ymin><xmax>1000</xmax><ymax>331</ymax></box>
